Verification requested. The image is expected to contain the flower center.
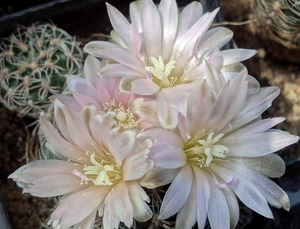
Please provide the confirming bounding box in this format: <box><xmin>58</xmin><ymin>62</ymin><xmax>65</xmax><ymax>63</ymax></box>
<box><xmin>103</xmin><ymin>99</ymin><xmax>138</xmax><ymax>131</ymax></box>
<box><xmin>145</xmin><ymin>55</ymin><xmax>177</xmax><ymax>88</ymax></box>
<box><xmin>83</xmin><ymin>152</ymin><xmax>122</xmax><ymax>186</ymax></box>
<box><xmin>185</xmin><ymin>132</ymin><xmax>229</xmax><ymax>167</ymax></box>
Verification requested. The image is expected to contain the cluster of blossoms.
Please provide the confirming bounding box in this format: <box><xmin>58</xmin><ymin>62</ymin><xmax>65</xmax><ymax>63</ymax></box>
<box><xmin>9</xmin><ymin>0</ymin><xmax>299</xmax><ymax>229</ymax></box>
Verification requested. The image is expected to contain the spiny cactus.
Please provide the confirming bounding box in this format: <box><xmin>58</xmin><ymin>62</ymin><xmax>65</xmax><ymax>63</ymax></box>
<box><xmin>0</xmin><ymin>23</ymin><xmax>83</xmax><ymax>118</ymax></box>
<box><xmin>253</xmin><ymin>0</ymin><xmax>300</xmax><ymax>50</ymax></box>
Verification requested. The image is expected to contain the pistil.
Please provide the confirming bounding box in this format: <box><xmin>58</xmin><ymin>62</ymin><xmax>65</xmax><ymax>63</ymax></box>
<box><xmin>103</xmin><ymin>99</ymin><xmax>138</xmax><ymax>131</ymax></box>
<box><xmin>185</xmin><ymin>132</ymin><xmax>229</xmax><ymax>167</ymax></box>
<box><xmin>83</xmin><ymin>153</ymin><xmax>122</xmax><ymax>186</ymax></box>
<box><xmin>145</xmin><ymin>55</ymin><xmax>176</xmax><ymax>88</ymax></box>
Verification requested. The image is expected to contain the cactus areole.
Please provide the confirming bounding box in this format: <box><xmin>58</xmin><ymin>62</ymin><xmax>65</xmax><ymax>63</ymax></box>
<box><xmin>0</xmin><ymin>23</ymin><xmax>83</xmax><ymax>118</ymax></box>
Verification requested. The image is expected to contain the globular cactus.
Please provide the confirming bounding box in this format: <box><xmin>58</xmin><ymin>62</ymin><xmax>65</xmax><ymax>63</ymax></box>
<box><xmin>253</xmin><ymin>0</ymin><xmax>300</xmax><ymax>50</ymax></box>
<box><xmin>0</xmin><ymin>23</ymin><xmax>83</xmax><ymax>118</ymax></box>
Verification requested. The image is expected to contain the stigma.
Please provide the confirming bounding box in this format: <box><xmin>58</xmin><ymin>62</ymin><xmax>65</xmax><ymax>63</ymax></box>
<box><xmin>82</xmin><ymin>153</ymin><xmax>122</xmax><ymax>186</ymax></box>
<box><xmin>198</xmin><ymin>133</ymin><xmax>229</xmax><ymax>164</ymax></box>
<box><xmin>185</xmin><ymin>132</ymin><xmax>229</xmax><ymax>167</ymax></box>
<box><xmin>103</xmin><ymin>99</ymin><xmax>138</xmax><ymax>131</ymax></box>
<box><xmin>145</xmin><ymin>55</ymin><xmax>177</xmax><ymax>87</ymax></box>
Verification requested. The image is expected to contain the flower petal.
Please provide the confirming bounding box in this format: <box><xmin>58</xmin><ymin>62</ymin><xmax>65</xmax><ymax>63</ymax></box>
<box><xmin>220</xmin><ymin>160</ymin><xmax>290</xmax><ymax>210</ymax></box>
<box><xmin>119</xmin><ymin>76</ymin><xmax>141</xmax><ymax>93</ymax></box>
<box><xmin>127</xmin><ymin>181</ymin><xmax>153</xmax><ymax>222</ymax></box>
<box><xmin>106</xmin><ymin>3</ymin><xmax>130</xmax><ymax>47</ymax></box>
<box><xmin>94</xmin><ymin>77</ymin><xmax>113</xmax><ymax>105</ymax></box>
<box><xmin>108</xmin><ymin>129</ymin><xmax>139</xmax><ymax>165</ymax></box>
<box><xmin>129</xmin><ymin>0</ymin><xmax>142</xmax><ymax>32</ymax></box>
<box><xmin>185</xmin><ymin>82</ymin><xmax>214</xmax><ymax>136</ymax></box>
<box><xmin>73</xmin><ymin>210</ymin><xmax>97</xmax><ymax>229</ymax></box>
<box><xmin>84</xmin><ymin>41</ymin><xmax>123</xmax><ymax>59</ymax></box>
<box><xmin>204</xmin><ymin>68</ymin><xmax>248</xmax><ymax>133</ymax></box>
<box><xmin>107</xmin><ymin>3</ymin><xmax>143</xmax><ymax>59</ymax></box>
<box><xmin>162</xmin><ymin>86</ymin><xmax>189</xmax><ymax>117</ymax></box>
<box><xmin>141</xmin><ymin>0</ymin><xmax>162</xmax><ymax>57</ymax></box>
<box><xmin>138</xmin><ymin>127</ymin><xmax>184</xmax><ymax>148</ymax></box>
<box><xmin>204</xmin><ymin>59</ymin><xmax>226</xmax><ymax>94</ymax></box>
<box><xmin>175</xmin><ymin>9</ymin><xmax>219</xmax><ymax>71</ymax></box>
<box><xmin>72</xmin><ymin>91</ymin><xmax>101</xmax><ymax>111</ymax></box>
<box><xmin>129</xmin><ymin>98</ymin><xmax>161</xmax><ymax>127</ymax></box>
<box><xmin>51</xmin><ymin>94</ymin><xmax>81</xmax><ymax>112</ymax></box>
<box><xmin>229</xmin><ymin>86</ymin><xmax>280</xmax><ymax>130</ymax></box>
<box><xmin>107</xmin><ymin>48</ymin><xmax>145</xmax><ymax>74</ymax></box>
<box><xmin>53</xmin><ymin>98</ymin><xmax>73</xmax><ymax>143</ymax></box>
<box><xmin>140</xmin><ymin>167</ymin><xmax>180</xmax><ymax>189</ymax></box>
<box><xmin>233</xmin><ymin>154</ymin><xmax>286</xmax><ymax>178</ymax></box>
<box><xmin>175</xmin><ymin>176</ymin><xmax>197</xmax><ymax>229</ymax></box>
<box><xmin>24</xmin><ymin>174</ymin><xmax>86</xmax><ymax>197</ymax></box>
<box><xmin>193</xmin><ymin>166</ymin><xmax>210</xmax><ymax>229</ymax></box>
<box><xmin>40</xmin><ymin>113</ymin><xmax>87</xmax><ymax>163</ymax></box>
<box><xmin>175</xmin><ymin>10</ymin><xmax>218</xmax><ymax>58</ymax></box>
<box><xmin>206</xmin><ymin>171</ymin><xmax>230</xmax><ymax>229</ymax></box>
<box><xmin>67</xmin><ymin>75</ymin><xmax>97</xmax><ymax>99</ymax></box>
<box><xmin>102</xmin><ymin>195</ymin><xmax>120</xmax><ymax>229</ymax></box>
<box><xmin>225</xmin><ymin>117</ymin><xmax>285</xmax><ymax>137</ymax></box>
<box><xmin>99</xmin><ymin>64</ymin><xmax>142</xmax><ymax>78</ymax></box>
<box><xmin>222</xmin><ymin>131</ymin><xmax>299</xmax><ymax>157</ymax></box>
<box><xmin>222</xmin><ymin>49</ymin><xmax>257</xmax><ymax>65</ymax></box>
<box><xmin>156</xmin><ymin>91</ymin><xmax>179</xmax><ymax>130</ymax></box>
<box><xmin>206</xmin><ymin>48</ymin><xmax>224</xmax><ymax>71</ymax></box>
<box><xmin>158</xmin><ymin>0</ymin><xmax>178</xmax><ymax>59</ymax></box>
<box><xmin>8</xmin><ymin>160</ymin><xmax>76</xmax><ymax>184</ymax></box>
<box><xmin>62</xmin><ymin>102</ymin><xmax>98</xmax><ymax>152</ymax></box>
<box><xmin>81</xmin><ymin>104</ymin><xmax>98</xmax><ymax>128</ymax></box>
<box><xmin>50</xmin><ymin>185</ymin><xmax>111</xmax><ymax>228</ymax></box>
<box><xmin>177</xmin><ymin>1</ymin><xmax>203</xmax><ymax>37</ymax></box>
<box><xmin>83</xmin><ymin>55</ymin><xmax>104</xmax><ymax>84</ymax></box>
<box><xmin>111</xmin><ymin>181</ymin><xmax>134</xmax><ymax>227</ymax></box>
<box><xmin>210</xmin><ymin>164</ymin><xmax>274</xmax><ymax>218</ymax></box>
<box><xmin>131</xmin><ymin>78</ymin><xmax>160</xmax><ymax>95</ymax></box>
<box><xmin>149</xmin><ymin>144</ymin><xmax>186</xmax><ymax>169</ymax></box>
<box><xmin>159</xmin><ymin>164</ymin><xmax>193</xmax><ymax>219</ymax></box>
<box><xmin>122</xmin><ymin>149</ymin><xmax>153</xmax><ymax>181</ymax></box>
<box><xmin>222</xmin><ymin>187</ymin><xmax>240</xmax><ymax>229</ymax></box>
<box><xmin>197</xmin><ymin>27</ymin><xmax>233</xmax><ymax>56</ymax></box>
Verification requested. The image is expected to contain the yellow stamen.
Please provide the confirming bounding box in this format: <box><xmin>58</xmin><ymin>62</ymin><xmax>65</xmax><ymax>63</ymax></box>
<box><xmin>185</xmin><ymin>132</ymin><xmax>229</xmax><ymax>166</ymax></box>
<box><xmin>83</xmin><ymin>153</ymin><xmax>119</xmax><ymax>186</ymax></box>
<box><xmin>103</xmin><ymin>99</ymin><xmax>138</xmax><ymax>131</ymax></box>
<box><xmin>145</xmin><ymin>55</ymin><xmax>176</xmax><ymax>87</ymax></box>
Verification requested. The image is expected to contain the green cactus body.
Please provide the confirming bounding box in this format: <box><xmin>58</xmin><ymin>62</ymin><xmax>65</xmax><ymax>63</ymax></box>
<box><xmin>0</xmin><ymin>23</ymin><xmax>83</xmax><ymax>118</ymax></box>
<box><xmin>253</xmin><ymin>0</ymin><xmax>300</xmax><ymax>49</ymax></box>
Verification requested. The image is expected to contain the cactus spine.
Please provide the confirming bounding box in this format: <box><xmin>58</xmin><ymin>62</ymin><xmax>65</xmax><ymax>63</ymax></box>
<box><xmin>0</xmin><ymin>23</ymin><xmax>83</xmax><ymax>118</ymax></box>
<box><xmin>253</xmin><ymin>0</ymin><xmax>300</xmax><ymax>50</ymax></box>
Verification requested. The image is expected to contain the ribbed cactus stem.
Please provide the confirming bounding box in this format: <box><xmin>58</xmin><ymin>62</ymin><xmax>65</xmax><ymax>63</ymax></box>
<box><xmin>0</xmin><ymin>23</ymin><xmax>83</xmax><ymax>118</ymax></box>
<box><xmin>253</xmin><ymin>0</ymin><xmax>300</xmax><ymax>49</ymax></box>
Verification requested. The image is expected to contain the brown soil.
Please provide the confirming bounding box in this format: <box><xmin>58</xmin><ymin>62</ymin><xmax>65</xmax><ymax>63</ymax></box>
<box><xmin>0</xmin><ymin>105</ymin><xmax>54</xmax><ymax>229</ymax></box>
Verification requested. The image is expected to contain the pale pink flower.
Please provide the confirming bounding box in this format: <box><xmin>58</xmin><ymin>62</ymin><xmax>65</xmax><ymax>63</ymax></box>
<box><xmin>9</xmin><ymin>99</ymin><xmax>186</xmax><ymax>229</ymax></box>
<box><xmin>56</xmin><ymin>55</ymin><xmax>153</xmax><ymax>130</ymax></box>
<box><xmin>84</xmin><ymin>0</ymin><xmax>256</xmax><ymax>129</ymax></box>
<box><xmin>142</xmin><ymin>67</ymin><xmax>299</xmax><ymax>229</ymax></box>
